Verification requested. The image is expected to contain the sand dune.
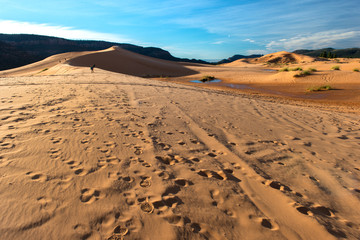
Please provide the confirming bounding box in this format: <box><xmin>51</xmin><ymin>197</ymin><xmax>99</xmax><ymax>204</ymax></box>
<box><xmin>0</xmin><ymin>50</ymin><xmax>360</xmax><ymax>239</ymax></box>
<box><xmin>251</xmin><ymin>51</ymin><xmax>316</xmax><ymax>64</ymax></box>
<box><xmin>220</xmin><ymin>51</ymin><xmax>315</xmax><ymax>66</ymax></box>
<box><xmin>68</xmin><ymin>46</ymin><xmax>198</xmax><ymax>77</ymax></box>
<box><xmin>0</xmin><ymin>46</ymin><xmax>198</xmax><ymax>78</ymax></box>
<box><xmin>0</xmin><ymin>51</ymin><xmax>93</xmax><ymax>77</ymax></box>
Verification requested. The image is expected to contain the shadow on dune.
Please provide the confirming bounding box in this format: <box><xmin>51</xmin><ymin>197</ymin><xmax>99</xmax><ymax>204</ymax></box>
<box><xmin>68</xmin><ymin>46</ymin><xmax>198</xmax><ymax>77</ymax></box>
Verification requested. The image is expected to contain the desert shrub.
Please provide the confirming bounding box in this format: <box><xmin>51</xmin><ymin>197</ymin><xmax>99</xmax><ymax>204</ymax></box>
<box><xmin>290</xmin><ymin>67</ymin><xmax>303</xmax><ymax>71</ymax></box>
<box><xmin>307</xmin><ymin>68</ymin><xmax>317</xmax><ymax>72</ymax></box>
<box><xmin>279</xmin><ymin>67</ymin><xmax>289</xmax><ymax>72</ymax></box>
<box><xmin>307</xmin><ymin>85</ymin><xmax>333</xmax><ymax>92</ymax></box>
<box><xmin>353</xmin><ymin>68</ymin><xmax>359</xmax><ymax>72</ymax></box>
<box><xmin>294</xmin><ymin>70</ymin><xmax>311</xmax><ymax>77</ymax></box>
<box><xmin>331</xmin><ymin>65</ymin><xmax>340</xmax><ymax>70</ymax></box>
<box><xmin>201</xmin><ymin>75</ymin><xmax>215</xmax><ymax>82</ymax></box>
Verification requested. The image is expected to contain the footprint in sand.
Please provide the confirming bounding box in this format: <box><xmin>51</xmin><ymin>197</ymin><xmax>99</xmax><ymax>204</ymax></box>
<box><xmin>296</xmin><ymin>205</ymin><xmax>333</xmax><ymax>217</ymax></box>
<box><xmin>158</xmin><ymin>142</ymin><xmax>171</xmax><ymax>150</ymax></box>
<box><xmin>153</xmin><ymin>196</ymin><xmax>183</xmax><ymax>209</ymax></box>
<box><xmin>37</xmin><ymin>196</ymin><xmax>57</xmax><ymax>213</ymax></box>
<box><xmin>134</xmin><ymin>146</ymin><xmax>143</xmax><ymax>155</ymax></box>
<box><xmin>210</xmin><ymin>189</ymin><xmax>224</xmax><ymax>206</ymax></box>
<box><xmin>74</xmin><ymin>168</ymin><xmax>88</xmax><ymax>176</ymax></box>
<box><xmin>198</xmin><ymin>170</ymin><xmax>213</xmax><ymax>178</ymax></box>
<box><xmin>164</xmin><ymin>215</ymin><xmax>182</xmax><ymax>225</ymax></box>
<box><xmin>198</xmin><ymin>170</ymin><xmax>227</xmax><ymax>180</ymax></box>
<box><xmin>140</xmin><ymin>202</ymin><xmax>154</xmax><ymax>214</ymax></box>
<box><xmin>107</xmin><ymin>225</ymin><xmax>129</xmax><ymax>239</ymax></box>
<box><xmin>80</xmin><ymin>188</ymin><xmax>102</xmax><ymax>204</ymax></box>
<box><xmin>73</xmin><ymin>224</ymin><xmax>92</xmax><ymax>238</ymax></box>
<box><xmin>104</xmin><ymin>141</ymin><xmax>117</xmax><ymax>148</ymax></box>
<box><xmin>260</xmin><ymin>218</ymin><xmax>279</xmax><ymax>230</ymax></box>
<box><xmin>51</xmin><ymin>137</ymin><xmax>63</xmax><ymax>144</ymax></box>
<box><xmin>190</xmin><ymin>139</ymin><xmax>200</xmax><ymax>144</ymax></box>
<box><xmin>156</xmin><ymin>155</ymin><xmax>176</xmax><ymax>165</ymax></box>
<box><xmin>49</xmin><ymin>148</ymin><xmax>62</xmax><ymax>159</ymax></box>
<box><xmin>264</xmin><ymin>180</ymin><xmax>292</xmax><ymax>192</ymax></box>
<box><xmin>98</xmin><ymin>156</ymin><xmax>121</xmax><ymax>167</ymax></box>
<box><xmin>26</xmin><ymin>172</ymin><xmax>47</xmax><ymax>182</ymax></box>
<box><xmin>65</xmin><ymin>159</ymin><xmax>80</xmax><ymax>169</ymax></box>
<box><xmin>80</xmin><ymin>138</ymin><xmax>90</xmax><ymax>144</ymax></box>
<box><xmin>0</xmin><ymin>142</ymin><xmax>15</xmax><ymax>149</ymax></box>
<box><xmin>174</xmin><ymin>179</ymin><xmax>193</xmax><ymax>187</ymax></box>
<box><xmin>139</xmin><ymin>177</ymin><xmax>152</xmax><ymax>188</ymax></box>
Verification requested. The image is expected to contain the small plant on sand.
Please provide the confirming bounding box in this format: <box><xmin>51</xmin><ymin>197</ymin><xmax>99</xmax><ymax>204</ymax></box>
<box><xmin>279</xmin><ymin>67</ymin><xmax>303</xmax><ymax>72</ymax></box>
<box><xmin>39</xmin><ymin>68</ymin><xmax>48</xmax><ymax>73</ymax></box>
<box><xmin>307</xmin><ymin>68</ymin><xmax>317</xmax><ymax>72</ymax></box>
<box><xmin>294</xmin><ymin>70</ymin><xmax>311</xmax><ymax>77</ymax></box>
<box><xmin>331</xmin><ymin>65</ymin><xmax>340</xmax><ymax>70</ymax></box>
<box><xmin>279</xmin><ymin>67</ymin><xmax>289</xmax><ymax>72</ymax></box>
<box><xmin>307</xmin><ymin>85</ymin><xmax>333</xmax><ymax>92</ymax></box>
<box><xmin>353</xmin><ymin>68</ymin><xmax>359</xmax><ymax>72</ymax></box>
<box><xmin>201</xmin><ymin>75</ymin><xmax>215</xmax><ymax>82</ymax></box>
<box><xmin>290</xmin><ymin>67</ymin><xmax>303</xmax><ymax>71</ymax></box>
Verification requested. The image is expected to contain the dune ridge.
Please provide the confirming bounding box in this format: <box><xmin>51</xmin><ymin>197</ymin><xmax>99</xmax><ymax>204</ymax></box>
<box><xmin>68</xmin><ymin>46</ymin><xmax>198</xmax><ymax>77</ymax></box>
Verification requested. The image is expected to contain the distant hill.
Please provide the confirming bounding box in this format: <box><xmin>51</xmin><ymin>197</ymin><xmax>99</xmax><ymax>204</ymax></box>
<box><xmin>293</xmin><ymin>48</ymin><xmax>360</xmax><ymax>58</ymax></box>
<box><xmin>217</xmin><ymin>54</ymin><xmax>263</xmax><ymax>64</ymax></box>
<box><xmin>0</xmin><ymin>34</ymin><xmax>208</xmax><ymax>71</ymax></box>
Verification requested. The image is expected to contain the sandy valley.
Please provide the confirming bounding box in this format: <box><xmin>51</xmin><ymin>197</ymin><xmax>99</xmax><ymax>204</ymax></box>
<box><xmin>0</xmin><ymin>47</ymin><xmax>359</xmax><ymax>239</ymax></box>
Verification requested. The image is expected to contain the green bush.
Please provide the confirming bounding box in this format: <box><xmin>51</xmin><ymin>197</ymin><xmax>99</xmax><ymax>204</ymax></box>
<box><xmin>353</xmin><ymin>68</ymin><xmax>359</xmax><ymax>72</ymax></box>
<box><xmin>307</xmin><ymin>68</ymin><xmax>317</xmax><ymax>72</ymax></box>
<box><xmin>332</xmin><ymin>65</ymin><xmax>340</xmax><ymax>70</ymax></box>
<box><xmin>307</xmin><ymin>85</ymin><xmax>333</xmax><ymax>92</ymax></box>
<box><xmin>279</xmin><ymin>67</ymin><xmax>303</xmax><ymax>72</ymax></box>
<box><xmin>201</xmin><ymin>75</ymin><xmax>215</xmax><ymax>82</ymax></box>
<box><xmin>294</xmin><ymin>70</ymin><xmax>311</xmax><ymax>77</ymax></box>
<box><xmin>279</xmin><ymin>67</ymin><xmax>289</xmax><ymax>72</ymax></box>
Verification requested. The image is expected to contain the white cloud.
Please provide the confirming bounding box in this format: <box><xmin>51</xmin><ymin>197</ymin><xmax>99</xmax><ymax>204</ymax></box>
<box><xmin>212</xmin><ymin>40</ymin><xmax>225</xmax><ymax>45</ymax></box>
<box><xmin>246</xmin><ymin>49</ymin><xmax>268</xmax><ymax>55</ymax></box>
<box><xmin>244</xmin><ymin>38</ymin><xmax>255</xmax><ymax>43</ymax></box>
<box><xmin>266</xmin><ymin>30</ymin><xmax>360</xmax><ymax>51</ymax></box>
<box><xmin>0</xmin><ymin>20</ymin><xmax>133</xmax><ymax>43</ymax></box>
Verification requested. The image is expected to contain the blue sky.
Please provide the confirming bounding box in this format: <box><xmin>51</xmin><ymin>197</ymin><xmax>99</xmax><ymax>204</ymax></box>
<box><xmin>0</xmin><ymin>0</ymin><xmax>360</xmax><ymax>60</ymax></box>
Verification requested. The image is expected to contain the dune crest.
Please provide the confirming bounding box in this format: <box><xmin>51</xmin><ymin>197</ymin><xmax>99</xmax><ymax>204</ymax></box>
<box><xmin>68</xmin><ymin>46</ymin><xmax>198</xmax><ymax>77</ymax></box>
<box><xmin>248</xmin><ymin>51</ymin><xmax>316</xmax><ymax>64</ymax></box>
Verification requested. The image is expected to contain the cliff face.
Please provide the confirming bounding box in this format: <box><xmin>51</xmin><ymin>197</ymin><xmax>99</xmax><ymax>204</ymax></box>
<box><xmin>0</xmin><ymin>34</ymin><xmax>207</xmax><ymax>70</ymax></box>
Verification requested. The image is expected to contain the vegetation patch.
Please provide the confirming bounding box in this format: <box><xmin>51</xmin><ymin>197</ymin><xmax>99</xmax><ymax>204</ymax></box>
<box><xmin>290</xmin><ymin>67</ymin><xmax>303</xmax><ymax>71</ymax></box>
<box><xmin>353</xmin><ymin>68</ymin><xmax>359</xmax><ymax>72</ymax></box>
<box><xmin>279</xmin><ymin>67</ymin><xmax>289</xmax><ymax>72</ymax></box>
<box><xmin>331</xmin><ymin>65</ymin><xmax>340</xmax><ymax>70</ymax></box>
<box><xmin>201</xmin><ymin>75</ymin><xmax>215</xmax><ymax>82</ymax></box>
<box><xmin>307</xmin><ymin>68</ymin><xmax>317</xmax><ymax>72</ymax></box>
<box><xmin>294</xmin><ymin>70</ymin><xmax>311</xmax><ymax>77</ymax></box>
<box><xmin>39</xmin><ymin>68</ymin><xmax>48</xmax><ymax>73</ymax></box>
<box><xmin>279</xmin><ymin>67</ymin><xmax>303</xmax><ymax>72</ymax></box>
<box><xmin>307</xmin><ymin>85</ymin><xmax>333</xmax><ymax>92</ymax></box>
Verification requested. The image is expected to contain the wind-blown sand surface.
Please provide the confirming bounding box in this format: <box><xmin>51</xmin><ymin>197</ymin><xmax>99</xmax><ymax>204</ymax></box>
<box><xmin>0</xmin><ymin>49</ymin><xmax>360</xmax><ymax>240</ymax></box>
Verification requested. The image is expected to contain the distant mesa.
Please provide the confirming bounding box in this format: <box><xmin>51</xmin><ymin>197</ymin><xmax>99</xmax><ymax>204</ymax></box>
<box><xmin>0</xmin><ymin>33</ymin><xmax>208</xmax><ymax>71</ymax></box>
<box><xmin>217</xmin><ymin>54</ymin><xmax>263</xmax><ymax>64</ymax></box>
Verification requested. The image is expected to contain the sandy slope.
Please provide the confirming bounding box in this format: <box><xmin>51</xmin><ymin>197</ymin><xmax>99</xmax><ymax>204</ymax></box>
<box><xmin>68</xmin><ymin>46</ymin><xmax>198</xmax><ymax>77</ymax></box>
<box><xmin>0</xmin><ymin>47</ymin><xmax>198</xmax><ymax>78</ymax></box>
<box><xmin>0</xmin><ymin>67</ymin><xmax>359</xmax><ymax>239</ymax></box>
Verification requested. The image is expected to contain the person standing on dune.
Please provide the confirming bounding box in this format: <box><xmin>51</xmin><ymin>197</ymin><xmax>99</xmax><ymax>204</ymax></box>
<box><xmin>90</xmin><ymin>64</ymin><xmax>96</xmax><ymax>73</ymax></box>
